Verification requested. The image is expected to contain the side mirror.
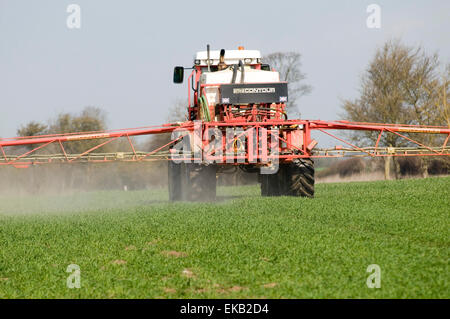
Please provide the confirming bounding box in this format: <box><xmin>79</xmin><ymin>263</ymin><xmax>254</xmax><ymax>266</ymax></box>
<box><xmin>173</xmin><ymin>66</ymin><xmax>184</xmax><ymax>83</ymax></box>
<box><xmin>261</xmin><ymin>64</ymin><xmax>271</xmax><ymax>71</ymax></box>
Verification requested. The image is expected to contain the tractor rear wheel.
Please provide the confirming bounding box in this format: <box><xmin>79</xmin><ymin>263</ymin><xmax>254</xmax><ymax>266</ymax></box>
<box><xmin>285</xmin><ymin>158</ymin><xmax>315</xmax><ymax>198</ymax></box>
<box><xmin>260</xmin><ymin>174</ymin><xmax>268</xmax><ymax>196</ymax></box>
<box><xmin>260</xmin><ymin>159</ymin><xmax>314</xmax><ymax>198</ymax></box>
<box><xmin>169</xmin><ymin>162</ymin><xmax>217</xmax><ymax>201</ymax></box>
<box><xmin>260</xmin><ymin>165</ymin><xmax>288</xmax><ymax>196</ymax></box>
<box><xmin>183</xmin><ymin>163</ymin><xmax>217</xmax><ymax>201</ymax></box>
<box><xmin>168</xmin><ymin>160</ymin><xmax>182</xmax><ymax>201</ymax></box>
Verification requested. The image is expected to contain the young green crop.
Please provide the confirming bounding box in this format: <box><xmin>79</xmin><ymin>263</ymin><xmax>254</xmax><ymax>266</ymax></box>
<box><xmin>0</xmin><ymin>177</ymin><xmax>448</xmax><ymax>298</ymax></box>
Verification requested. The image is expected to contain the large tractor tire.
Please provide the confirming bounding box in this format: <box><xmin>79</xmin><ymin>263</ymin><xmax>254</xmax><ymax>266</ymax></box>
<box><xmin>183</xmin><ymin>163</ymin><xmax>217</xmax><ymax>201</ymax></box>
<box><xmin>168</xmin><ymin>160</ymin><xmax>182</xmax><ymax>201</ymax></box>
<box><xmin>168</xmin><ymin>161</ymin><xmax>217</xmax><ymax>202</ymax></box>
<box><xmin>285</xmin><ymin>158</ymin><xmax>315</xmax><ymax>198</ymax></box>
<box><xmin>260</xmin><ymin>165</ymin><xmax>287</xmax><ymax>197</ymax></box>
<box><xmin>260</xmin><ymin>159</ymin><xmax>314</xmax><ymax>198</ymax></box>
<box><xmin>260</xmin><ymin>173</ymin><xmax>268</xmax><ymax>196</ymax></box>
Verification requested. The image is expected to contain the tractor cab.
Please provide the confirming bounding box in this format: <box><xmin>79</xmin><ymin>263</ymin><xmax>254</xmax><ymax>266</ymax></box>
<box><xmin>193</xmin><ymin>48</ymin><xmax>280</xmax><ymax>85</ymax></box>
<box><xmin>174</xmin><ymin>46</ymin><xmax>288</xmax><ymax>122</ymax></box>
<box><xmin>194</xmin><ymin>48</ymin><xmax>264</xmax><ymax>71</ymax></box>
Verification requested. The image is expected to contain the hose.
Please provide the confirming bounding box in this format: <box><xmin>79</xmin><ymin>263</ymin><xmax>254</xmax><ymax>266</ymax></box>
<box><xmin>199</xmin><ymin>95</ymin><xmax>211</xmax><ymax>121</ymax></box>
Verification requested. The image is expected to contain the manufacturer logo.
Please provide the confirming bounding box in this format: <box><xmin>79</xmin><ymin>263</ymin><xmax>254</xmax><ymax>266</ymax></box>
<box><xmin>233</xmin><ymin>88</ymin><xmax>276</xmax><ymax>94</ymax></box>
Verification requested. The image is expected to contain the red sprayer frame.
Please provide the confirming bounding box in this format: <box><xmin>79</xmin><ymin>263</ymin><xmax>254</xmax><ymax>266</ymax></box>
<box><xmin>0</xmin><ymin>119</ymin><xmax>448</xmax><ymax>168</ymax></box>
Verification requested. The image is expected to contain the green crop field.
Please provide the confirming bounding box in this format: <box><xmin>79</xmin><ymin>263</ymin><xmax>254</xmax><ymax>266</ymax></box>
<box><xmin>0</xmin><ymin>177</ymin><xmax>448</xmax><ymax>299</ymax></box>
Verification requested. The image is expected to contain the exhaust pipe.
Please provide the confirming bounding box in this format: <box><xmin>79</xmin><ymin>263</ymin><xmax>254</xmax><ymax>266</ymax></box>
<box><xmin>207</xmin><ymin>44</ymin><xmax>211</xmax><ymax>72</ymax></box>
<box><xmin>219</xmin><ymin>49</ymin><xmax>225</xmax><ymax>64</ymax></box>
<box><xmin>239</xmin><ymin>60</ymin><xmax>245</xmax><ymax>83</ymax></box>
<box><xmin>231</xmin><ymin>61</ymin><xmax>245</xmax><ymax>84</ymax></box>
<box><xmin>218</xmin><ymin>49</ymin><xmax>227</xmax><ymax>70</ymax></box>
<box><xmin>231</xmin><ymin>64</ymin><xmax>238</xmax><ymax>83</ymax></box>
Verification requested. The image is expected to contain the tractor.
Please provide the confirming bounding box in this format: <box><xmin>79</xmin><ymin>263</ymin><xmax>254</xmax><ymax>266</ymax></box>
<box><xmin>169</xmin><ymin>45</ymin><xmax>314</xmax><ymax>201</ymax></box>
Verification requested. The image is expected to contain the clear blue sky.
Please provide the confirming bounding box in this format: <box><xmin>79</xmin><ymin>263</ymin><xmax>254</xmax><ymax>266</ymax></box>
<box><xmin>1</xmin><ymin>0</ymin><xmax>449</xmax><ymax>138</ymax></box>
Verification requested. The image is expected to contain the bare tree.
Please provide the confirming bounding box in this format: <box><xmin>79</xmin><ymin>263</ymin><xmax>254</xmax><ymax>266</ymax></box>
<box><xmin>141</xmin><ymin>99</ymin><xmax>187</xmax><ymax>163</ymax></box>
<box><xmin>263</xmin><ymin>52</ymin><xmax>312</xmax><ymax>116</ymax></box>
<box><xmin>431</xmin><ymin>63</ymin><xmax>450</xmax><ymax>127</ymax></box>
<box><xmin>48</xmin><ymin>106</ymin><xmax>110</xmax><ymax>154</ymax></box>
<box><xmin>342</xmin><ymin>40</ymin><xmax>447</xmax><ymax>144</ymax></box>
<box><xmin>16</xmin><ymin>121</ymin><xmax>48</xmax><ymax>151</ymax></box>
<box><xmin>341</xmin><ymin>39</ymin><xmax>449</xmax><ymax>177</ymax></box>
<box><xmin>166</xmin><ymin>98</ymin><xmax>188</xmax><ymax>122</ymax></box>
<box><xmin>17</xmin><ymin>121</ymin><xmax>47</xmax><ymax>137</ymax></box>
